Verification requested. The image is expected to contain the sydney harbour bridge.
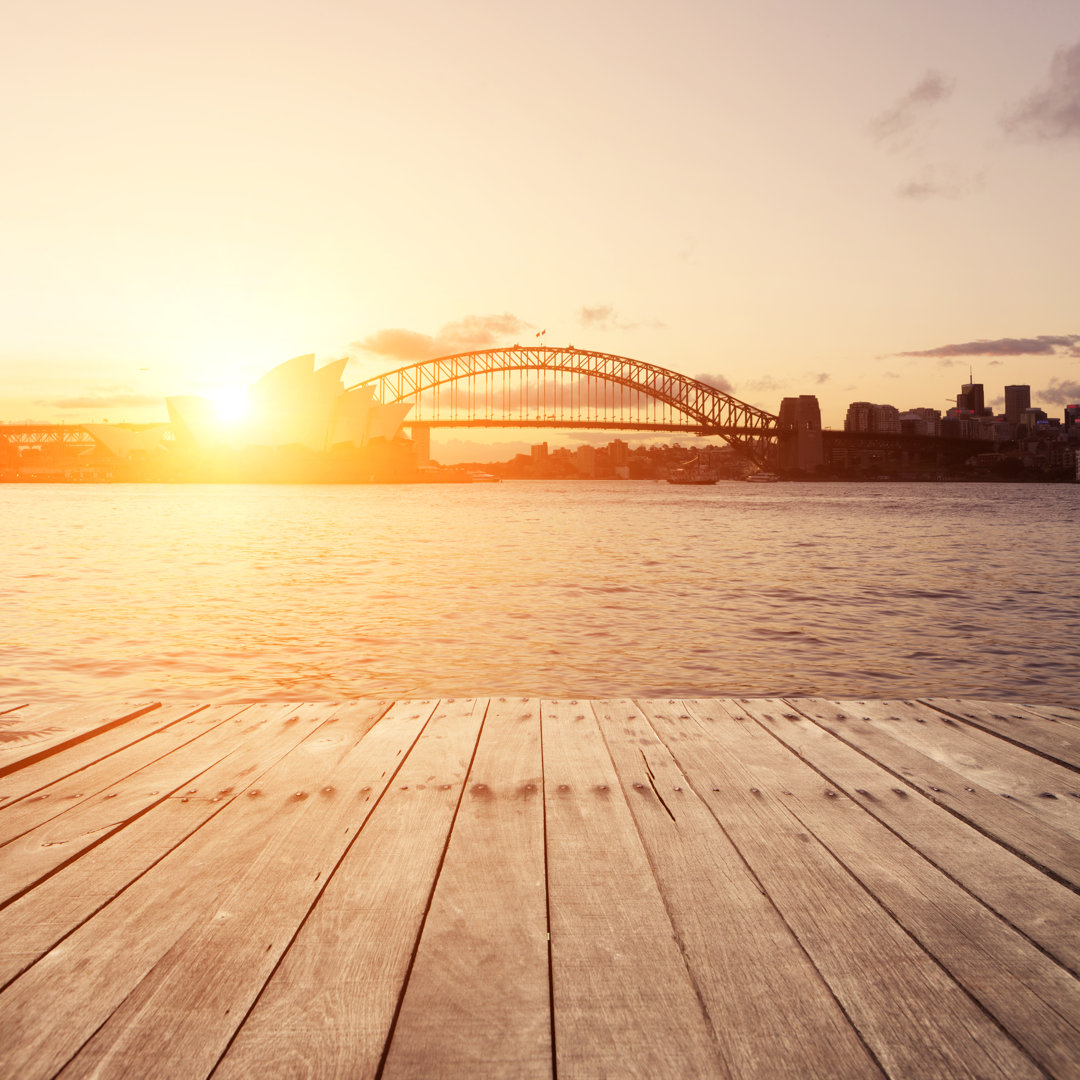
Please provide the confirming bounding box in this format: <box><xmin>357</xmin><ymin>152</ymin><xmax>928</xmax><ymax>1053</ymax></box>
<box><xmin>3</xmin><ymin>346</ymin><xmax>982</xmax><ymax>474</ymax></box>
<box><xmin>353</xmin><ymin>345</ymin><xmax>779</xmax><ymax>466</ymax></box>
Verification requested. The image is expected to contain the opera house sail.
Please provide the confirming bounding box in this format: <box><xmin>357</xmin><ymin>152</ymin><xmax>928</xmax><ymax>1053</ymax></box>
<box><xmin>151</xmin><ymin>355</ymin><xmax>414</xmax><ymax>481</ymax></box>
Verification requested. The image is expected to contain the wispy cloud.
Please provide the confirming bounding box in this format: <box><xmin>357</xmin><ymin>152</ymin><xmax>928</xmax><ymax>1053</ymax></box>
<box><xmin>693</xmin><ymin>372</ymin><xmax>735</xmax><ymax>394</ymax></box>
<box><xmin>40</xmin><ymin>392</ymin><xmax>161</xmax><ymax>410</ymax></box>
<box><xmin>898</xmin><ymin>335</ymin><xmax>1080</xmax><ymax>359</ymax></box>
<box><xmin>897</xmin><ymin>167</ymin><xmax>982</xmax><ymax>200</ymax></box>
<box><xmin>870</xmin><ymin>71</ymin><xmax>954</xmax><ymax>147</ymax></box>
<box><xmin>353</xmin><ymin>313</ymin><xmax>530</xmax><ymax>362</ymax></box>
<box><xmin>579</xmin><ymin>304</ymin><xmax>665</xmax><ymax>331</ymax></box>
<box><xmin>1003</xmin><ymin>41</ymin><xmax>1080</xmax><ymax>141</ymax></box>
<box><xmin>743</xmin><ymin>375</ymin><xmax>785</xmax><ymax>393</ymax></box>
<box><xmin>1039</xmin><ymin>378</ymin><xmax>1080</xmax><ymax>405</ymax></box>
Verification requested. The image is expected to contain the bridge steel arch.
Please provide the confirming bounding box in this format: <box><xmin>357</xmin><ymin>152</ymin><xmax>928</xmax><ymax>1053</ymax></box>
<box><xmin>353</xmin><ymin>346</ymin><xmax>778</xmax><ymax>465</ymax></box>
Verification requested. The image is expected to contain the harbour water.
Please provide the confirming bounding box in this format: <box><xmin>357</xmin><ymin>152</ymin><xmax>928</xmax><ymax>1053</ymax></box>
<box><xmin>2</xmin><ymin>481</ymin><xmax>1077</xmax><ymax>705</ymax></box>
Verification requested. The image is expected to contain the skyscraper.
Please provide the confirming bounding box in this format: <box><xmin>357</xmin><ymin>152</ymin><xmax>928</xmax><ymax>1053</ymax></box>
<box><xmin>1004</xmin><ymin>385</ymin><xmax>1031</xmax><ymax>424</ymax></box>
<box><xmin>957</xmin><ymin>382</ymin><xmax>985</xmax><ymax>415</ymax></box>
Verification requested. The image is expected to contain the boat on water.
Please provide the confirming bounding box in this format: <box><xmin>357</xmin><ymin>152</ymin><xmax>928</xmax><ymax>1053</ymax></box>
<box><xmin>746</xmin><ymin>471</ymin><xmax>780</xmax><ymax>483</ymax></box>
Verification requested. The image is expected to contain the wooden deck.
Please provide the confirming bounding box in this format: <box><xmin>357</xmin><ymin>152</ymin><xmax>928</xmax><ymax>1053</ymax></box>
<box><xmin>1</xmin><ymin>697</ymin><xmax>1079</xmax><ymax>1079</ymax></box>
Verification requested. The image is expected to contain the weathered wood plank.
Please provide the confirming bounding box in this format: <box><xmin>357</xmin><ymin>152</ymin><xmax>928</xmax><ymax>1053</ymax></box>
<box><xmin>0</xmin><ymin>702</ymin><xmax>160</xmax><ymax>777</ymax></box>
<box><xmin>643</xmin><ymin>699</ymin><xmax>1041</xmax><ymax>1080</ymax></box>
<box><xmin>0</xmin><ymin>705</ymin><xmax>269</xmax><ymax>906</ymax></box>
<box><xmin>922</xmin><ymin>698</ymin><xmax>1080</xmax><ymax>771</ymax></box>
<box><xmin>382</xmin><ymin>697</ymin><xmax>551</xmax><ymax>1080</ymax></box>
<box><xmin>694</xmin><ymin>699</ymin><xmax>1080</xmax><ymax>1080</ymax></box>
<box><xmin>212</xmin><ymin>699</ymin><xmax>484</xmax><ymax>1080</ymax></box>
<box><xmin>54</xmin><ymin>699</ymin><xmax>446</xmax><ymax>1080</ymax></box>
<box><xmin>794</xmin><ymin>698</ymin><xmax>1080</xmax><ymax>890</ymax></box>
<box><xmin>594</xmin><ymin>699</ymin><xmax>881</xmax><ymax>1080</ymax></box>
<box><xmin>0</xmin><ymin>700</ymin><xmax>402</xmax><ymax>1080</ymax></box>
<box><xmin>0</xmin><ymin>702</ymin><xmax>364</xmax><ymax>988</ymax></box>
<box><xmin>768</xmin><ymin>699</ymin><xmax>1080</xmax><ymax>975</ymax></box>
<box><xmin>541</xmin><ymin>698</ymin><xmax>725</xmax><ymax>1079</ymax></box>
<box><xmin>0</xmin><ymin>703</ymin><xmax>211</xmax><ymax>810</ymax></box>
<box><xmin>1025</xmin><ymin>703</ymin><xmax>1080</xmax><ymax>726</ymax></box>
<box><xmin>0</xmin><ymin>703</ymin><xmax>225</xmax><ymax>845</ymax></box>
<box><xmin>837</xmin><ymin>699</ymin><xmax>1080</xmax><ymax>839</ymax></box>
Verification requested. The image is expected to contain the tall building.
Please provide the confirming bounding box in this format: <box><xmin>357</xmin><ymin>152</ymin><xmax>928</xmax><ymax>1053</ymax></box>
<box><xmin>844</xmin><ymin>401</ymin><xmax>901</xmax><ymax>434</ymax></box>
<box><xmin>1004</xmin><ymin>385</ymin><xmax>1031</xmax><ymax>424</ymax></box>
<box><xmin>957</xmin><ymin>382</ymin><xmax>985</xmax><ymax>415</ymax></box>
<box><xmin>1065</xmin><ymin>404</ymin><xmax>1080</xmax><ymax>427</ymax></box>
<box><xmin>778</xmin><ymin>395</ymin><xmax>823</xmax><ymax>472</ymax></box>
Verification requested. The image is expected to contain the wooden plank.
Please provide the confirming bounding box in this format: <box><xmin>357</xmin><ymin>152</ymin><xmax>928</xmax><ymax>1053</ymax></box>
<box><xmin>764</xmin><ymin>699</ymin><xmax>1080</xmax><ymax>976</ymax></box>
<box><xmin>838</xmin><ymin>699</ymin><xmax>1080</xmax><ymax>839</ymax></box>
<box><xmin>1025</xmin><ymin>703</ymin><xmax>1080</xmax><ymax>727</ymax></box>
<box><xmin>0</xmin><ymin>701</ymin><xmax>160</xmax><ymax>776</ymax></box>
<box><xmin>641</xmin><ymin>699</ymin><xmax>1042</xmax><ymax>1080</ymax></box>
<box><xmin>792</xmin><ymin>698</ymin><xmax>1080</xmax><ymax>890</ymax></box>
<box><xmin>541</xmin><ymin>698</ymin><xmax>725</xmax><ymax>1079</ymax></box>
<box><xmin>593</xmin><ymin>699</ymin><xmax>881</xmax><ymax>1080</ymax></box>
<box><xmin>212</xmin><ymin>699</ymin><xmax>485</xmax><ymax>1080</ymax></box>
<box><xmin>692</xmin><ymin>699</ymin><xmax>1080</xmax><ymax>1080</ymax></box>
<box><xmin>0</xmin><ymin>702</ymin><xmax>211</xmax><ymax>810</ymax></box>
<box><xmin>382</xmin><ymin>698</ymin><xmax>551</xmax><ymax>1080</ymax></box>
<box><xmin>0</xmin><ymin>703</ymin><xmax>224</xmax><ymax>844</ymax></box>
<box><xmin>0</xmin><ymin>699</ymin><xmax>408</xmax><ymax>1080</ymax></box>
<box><xmin>922</xmin><ymin>698</ymin><xmax>1080</xmax><ymax>771</ymax></box>
<box><xmin>0</xmin><ymin>705</ymin><xmax>271</xmax><ymax>906</ymax></box>
<box><xmin>0</xmin><ymin>702</ymin><xmax>373</xmax><ymax>988</ymax></box>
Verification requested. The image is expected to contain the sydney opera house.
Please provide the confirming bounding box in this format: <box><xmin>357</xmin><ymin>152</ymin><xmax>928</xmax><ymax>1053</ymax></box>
<box><xmin>25</xmin><ymin>355</ymin><xmax>417</xmax><ymax>482</ymax></box>
<box><xmin>165</xmin><ymin>354</ymin><xmax>411</xmax><ymax>457</ymax></box>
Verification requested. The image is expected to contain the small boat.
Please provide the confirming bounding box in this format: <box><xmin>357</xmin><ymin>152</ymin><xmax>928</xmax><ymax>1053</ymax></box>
<box><xmin>746</xmin><ymin>471</ymin><xmax>780</xmax><ymax>483</ymax></box>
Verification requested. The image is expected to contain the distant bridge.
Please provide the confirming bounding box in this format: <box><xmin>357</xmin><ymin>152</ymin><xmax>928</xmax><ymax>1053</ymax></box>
<box><xmin>353</xmin><ymin>345</ymin><xmax>779</xmax><ymax>465</ymax></box>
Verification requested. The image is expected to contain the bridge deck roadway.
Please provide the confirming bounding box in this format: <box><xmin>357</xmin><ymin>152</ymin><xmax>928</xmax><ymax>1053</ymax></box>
<box><xmin>1</xmin><ymin>696</ymin><xmax>1079</xmax><ymax>1079</ymax></box>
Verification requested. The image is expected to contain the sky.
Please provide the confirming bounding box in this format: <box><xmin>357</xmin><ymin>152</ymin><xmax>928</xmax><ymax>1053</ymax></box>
<box><xmin>3</xmin><ymin>0</ymin><xmax>1079</xmax><ymax>460</ymax></box>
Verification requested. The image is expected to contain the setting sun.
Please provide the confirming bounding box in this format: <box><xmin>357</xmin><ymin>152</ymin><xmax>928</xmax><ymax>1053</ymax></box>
<box><xmin>207</xmin><ymin>385</ymin><xmax>251</xmax><ymax>427</ymax></box>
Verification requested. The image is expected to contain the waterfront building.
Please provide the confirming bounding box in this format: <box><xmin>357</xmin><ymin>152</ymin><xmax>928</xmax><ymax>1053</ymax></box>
<box><xmin>899</xmin><ymin>409</ymin><xmax>941</xmax><ymax>437</ymax></box>
<box><xmin>1005</xmin><ymin>385</ymin><xmax>1031</xmax><ymax>425</ymax></box>
<box><xmin>778</xmin><ymin>395</ymin><xmax>824</xmax><ymax>472</ymax></box>
<box><xmin>165</xmin><ymin>354</ymin><xmax>411</xmax><ymax>452</ymax></box>
<box><xmin>844</xmin><ymin>401</ymin><xmax>901</xmax><ymax>434</ymax></box>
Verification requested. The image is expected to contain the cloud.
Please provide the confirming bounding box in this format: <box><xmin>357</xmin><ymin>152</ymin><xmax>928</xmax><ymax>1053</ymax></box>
<box><xmin>1003</xmin><ymin>41</ymin><xmax>1080</xmax><ymax>141</ymax></box>
<box><xmin>1039</xmin><ymin>378</ymin><xmax>1080</xmax><ymax>405</ymax></box>
<box><xmin>813</xmin><ymin>372</ymin><xmax>830</xmax><ymax>385</ymax></box>
<box><xmin>41</xmin><ymin>392</ymin><xmax>161</xmax><ymax>410</ymax></box>
<box><xmin>898</xmin><ymin>335</ymin><xmax>1080</xmax><ymax>359</ymax></box>
<box><xmin>578</xmin><ymin>304</ymin><xmax>665</xmax><ymax>331</ymax></box>
<box><xmin>897</xmin><ymin>168</ymin><xmax>982</xmax><ymax>200</ymax></box>
<box><xmin>581</xmin><ymin>305</ymin><xmax>616</xmax><ymax>329</ymax></box>
<box><xmin>870</xmin><ymin>71</ymin><xmax>954</xmax><ymax>146</ymax></box>
<box><xmin>743</xmin><ymin>375</ymin><xmax>785</xmax><ymax>393</ymax></box>
<box><xmin>353</xmin><ymin>313</ymin><xmax>530</xmax><ymax>361</ymax></box>
<box><xmin>693</xmin><ymin>372</ymin><xmax>735</xmax><ymax>394</ymax></box>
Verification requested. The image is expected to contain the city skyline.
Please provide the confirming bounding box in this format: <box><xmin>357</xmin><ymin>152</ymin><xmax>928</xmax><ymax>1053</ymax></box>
<box><xmin>2</xmin><ymin>0</ymin><xmax>1078</xmax><ymax>448</ymax></box>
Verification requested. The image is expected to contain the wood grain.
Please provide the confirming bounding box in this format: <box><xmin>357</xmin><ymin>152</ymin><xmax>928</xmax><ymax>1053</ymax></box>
<box><xmin>382</xmin><ymin>697</ymin><xmax>551</xmax><ymax>1080</ymax></box>
<box><xmin>213</xmin><ymin>698</ymin><xmax>484</xmax><ymax>1080</ymax></box>
<box><xmin>695</xmin><ymin>698</ymin><xmax>1080</xmax><ymax>1079</ymax></box>
<box><xmin>542</xmin><ymin>698</ymin><xmax>725</xmax><ymax>1079</ymax></box>
<box><xmin>594</xmin><ymin>698</ymin><xmax>880</xmax><ymax>1080</ymax></box>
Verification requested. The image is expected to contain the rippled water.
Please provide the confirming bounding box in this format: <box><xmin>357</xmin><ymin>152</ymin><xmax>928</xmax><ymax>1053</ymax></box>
<box><xmin>2</xmin><ymin>481</ymin><xmax>1077</xmax><ymax>704</ymax></box>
